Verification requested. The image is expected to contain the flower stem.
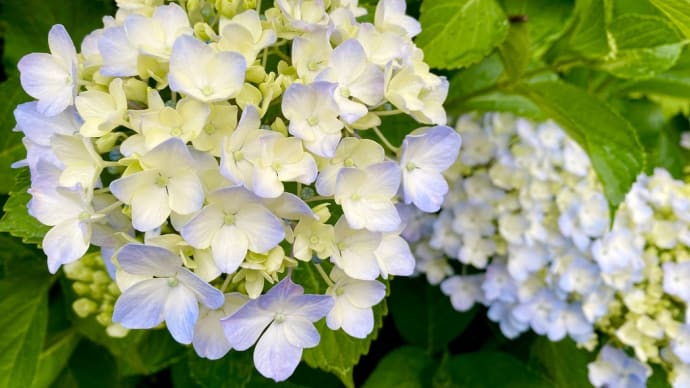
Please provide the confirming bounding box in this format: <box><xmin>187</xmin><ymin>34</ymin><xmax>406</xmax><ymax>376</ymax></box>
<box><xmin>314</xmin><ymin>262</ymin><xmax>334</xmax><ymax>287</ymax></box>
<box><xmin>372</xmin><ymin>126</ymin><xmax>400</xmax><ymax>155</ymax></box>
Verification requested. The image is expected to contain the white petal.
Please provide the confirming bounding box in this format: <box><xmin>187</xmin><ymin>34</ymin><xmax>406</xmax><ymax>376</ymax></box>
<box><xmin>236</xmin><ymin>205</ymin><xmax>285</xmax><ymax>252</ymax></box>
<box><xmin>403</xmin><ymin>169</ymin><xmax>449</xmax><ymax>213</ymax></box>
<box><xmin>193</xmin><ymin>309</ymin><xmax>232</xmax><ymax>359</ymax></box>
<box><xmin>177</xmin><ymin>268</ymin><xmax>225</xmax><ymax>309</ymax></box>
<box><xmin>43</xmin><ymin>219</ymin><xmax>89</xmax><ymax>274</ymax></box>
<box><xmin>109</xmin><ymin>170</ymin><xmax>159</xmax><ymax>204</ymax></box>
<box><xmin>340</xmin><ymin>303</ymin><xmax>374</xmax><ymax>338</ymax></box>
<box><xmin>343</xmin><ymin>280</ymin><xmax>386</xmax><ymax>308</ymax></box>
<box><xmin>282</xmin><ymin>318</ymin><xmax>320</xmax><ymax>348</ymax></box>
<box><xmin>48</xmin><ymin>25</ymin><xmax>77</xmax><ymax>66</ymax></box>
<box><xmin>211</xmin><ymin>225</ymin><xmax>249</xmax><ymax>274</ymax></box>
<box><xmin>375</xmin><ymin>234</ymin><xmax>415</xmax><ymax>277</ymax></box>
<box><xmin>254</xmin><ymin>323</ymin><xmax>303</xmax><ymax>382</ymax></box>
<box><xmin>167</xmin><ymin>171</ymin><xmax>204</xmax><ymax>215</ymax></box>
<box><xmin>131</xmin><ymin>185</ymin><xmax>170</xmax><ymax>231</ymax></box>
<box><xmin>181</xmin><ymin>204</ymin><xmax>224</xmax><ymax>249</ymax></box>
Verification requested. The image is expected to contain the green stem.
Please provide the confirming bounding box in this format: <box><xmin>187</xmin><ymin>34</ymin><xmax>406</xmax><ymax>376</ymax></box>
<box><xmin>372</xmin><ymin>126</ymin><xmax>400</xmax><ymax>155</ymax></box>
<box><xmin>314</xmin><ymin>262</ymin><xmax>334</xmax><ymax>287</ymax></box>
<box><xmin>372</xmin><ymin>109</ymin><xmax>402</xmax><ymax>117</ymax></box>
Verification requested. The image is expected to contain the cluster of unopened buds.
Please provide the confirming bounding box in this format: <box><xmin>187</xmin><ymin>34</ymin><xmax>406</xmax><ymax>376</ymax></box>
<box><xmin>14</xmin><ymin>0</ymin><xmax>460</xmax><ymax>381</ymax></box>
<box><xmin>405</xmin><ymin>112</ymin><xmax>690</xmax><ymax>388</ymax></box>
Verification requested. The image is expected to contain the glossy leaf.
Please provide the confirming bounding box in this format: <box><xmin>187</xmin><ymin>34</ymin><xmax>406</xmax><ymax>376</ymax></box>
<box><xmin>31</xmin><ymin>331</ymin><xmax>81</xmax><ymax>388</ymax></box>
<box><xmin>0</xmin><ymin>269</ymin><xmax>51</xmax><ymax>388</ymax></box>
<box><xmin>362</xmin><ymin>346</ymin><xmax>434</xmax><ymax>388</ymax></box>
<box><xmin>499</xmin><ymin>21</ymin><xmax>531</xmax><ymax>80</ymax></box>
<box><xmin>599</xmin><ymin>14</ymin><xmax>684</xmax><ymax>79</ymax></box>
<box><xmin>518</xmin><ymin>80</ymin><xmax>645</xmax><ymax>211</ymax></box>
<box><xmin>546</xmin><ymin>0</ymin><xmax>612</xmax><ymax>62</ymax></box>
<box><xmin>650</xmin><ymin>0</ymin><xmax>690</xmax><ymax>39</ymax></box>
<box><xmin>0</xmin><ymin>168</ymin><xmax>51</xmax><ymax>245</ymax></box>
<box><xmin>442</xmin><ymin>351</ymin><xmax>553</xmax><ymax>387</ymax></box>
<box><xmin>0</xmin><ymin>77</ymin><xmax>30</xmax><ymax>194</ymax></box>
<box><xmin>528</xmin><ymin>337</ymin><xmax>593</xmax><ymax>388</ymax></box>
<box><xmin>417</xmin><ymin>0</ymin><xmax>509</xmax><ymax>69</ymax></box>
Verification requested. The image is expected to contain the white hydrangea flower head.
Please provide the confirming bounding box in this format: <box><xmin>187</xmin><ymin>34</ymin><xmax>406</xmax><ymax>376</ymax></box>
<box><xmin>13</xmin><ymin>0</ymin><xmax>457</xmax><ymax>381</ymax></box>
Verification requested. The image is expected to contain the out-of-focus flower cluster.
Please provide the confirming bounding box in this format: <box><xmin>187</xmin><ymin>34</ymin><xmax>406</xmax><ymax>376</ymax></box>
<box><xmin>13</xmin><ymin>0</ymin><xmax>459</xmax><ymax>381</ymax></box>
<box><xmin>405</xmin><ymin>112</ymin><xmax>690</xmax><ymax>388</ymax></box>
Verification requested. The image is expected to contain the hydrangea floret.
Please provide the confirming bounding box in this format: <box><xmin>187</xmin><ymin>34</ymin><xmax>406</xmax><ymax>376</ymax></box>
<box><xmin>405</xmin><ymin>112</ymin><xmax>690</xmax><ymax>388</ymax></box>
<box><xmin>14</xmin><ymin>0</ymin><xmax>460</xmax><ymax>381</ymax></box>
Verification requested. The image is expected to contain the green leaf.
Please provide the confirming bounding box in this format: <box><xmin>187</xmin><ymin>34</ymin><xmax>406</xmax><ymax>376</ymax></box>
<box><xmin>1</xmin><ymin>0</ymin><xmax>115</xmax><ymax>70</ymax></box>
<box><xmin>442</xmin><ymin>351</ymin><xmax>553</xmax><ymax>387</ymax></box>
<box><xmin>53</xmin><ymin>341</ymin><xmax>119</xmax><ymax>388</ymax></box>
<box><xmin>454</xmin><ymin>91</ymin><xmax>545</xmax><ymax>119</ymax></box>
<box><xmin>518</xmin><ymin>80</ymin><xmax>645</xmax><ymax>212</ymax></box>
<box><xmin>650</xmin><ymin>0</ymin><xmax>690</xmax><ymax>40</ymax></box>
<box><xmin>417</xmin><ymin>0</ymin><xmax>509</xmax><ymax>69</ymax></box>
<box><xmin>0</xmin><ymin>233</ymin><xmax>45</xmax><ymax>278</ymax></box>
<box><xmin>0</xmin><ymin>269</ymin><xmax>51</xmax><ymax>388</ymax></box>
<box><xmin>527</xmin><ymin>337</ymin><xmax>593</xmax><ymax>388</ymax></box>
<box><xmin>546</xmin><ymin>0</ymin><xmax>613</xmax><ymax>62</ymax></box>
<box><xmin>31</xmin><ymin>331</ymin><xmax>81</xmax><ymax>388</ymax></box>
<box><xmin>362</xmin><ymin>346</ymin><xmax>434</xmax><ymax>388</ymax></box>
<box><xmin>499</xmin><ymin>21</ymin><xmax>531</xmax><ymax>80</ymax></box>
<box><xmin>0</xmin><ymin>77</ymin><xmax>30</xmax><ymax>194</ymax></box>
<box><xmin>77</xmin><ymin>319</ymin><xmax>185</xmax><ymax>376</ymax></box>
<box><xmin>446</xmin><ymin>54</ymin><xmax>505</xmax><ymax>102</ymax></box>
<box><xmin>498</xmin><ymin>0</ymin><xmax>575</xmax><ymax>56</ymax></box>
<box><xmin>389</xmin><ymin>276</ymin><xmax>476</xmax><ymax>354</ymax></box>
<box><xmin>0</xmin><ymin>168</ymin><xmax>51</xmax><ymax>245</ymax></box>
<box><xmin>598</xmin><ymin>14</ymin><xmax>684</xmax><ymax>79</ymax></box>
<box><xmin>292</xmin><ymin>264</ymin><xmax>388</xmax><ymax>388</ymax></box>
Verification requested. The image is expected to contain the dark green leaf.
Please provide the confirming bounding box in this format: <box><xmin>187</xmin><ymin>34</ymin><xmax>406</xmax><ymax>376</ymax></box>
<box><xmin>443</xmin><ymin>351</ymin><xmax>553</xmax><ymax>388</ymax></box>
<box><xmin>650</xmin><ymin>0</ymin><xmax>690</xmax><ymax>39</ymax></box>
<box><xmin>389</xmin><ymin>276</ymin><xmax>476</xmax><ymax>354</ymax></box>
<box><xmin>0</xmin><ymin>269</ymin><xmax>51</xmax><ymax>388</ymax></box>
<box><xmin>2</xmin><ymin>0</ymin><xmax>115</xmax><ymax>70</ymax></box>
<box><xmin>362</xmin><ymin>346</ymin><xmax>434</xmax><ymax>388</ymax></box>
<box><xmin>528</xmin><ymin>337</ymin><xmax>593</xmax><ymax>388</ymax></box>
<box><xmin>53</xmin><ymin>341</ymin><xmax>119</xmax><ymax>388</ymax></box>
<box><xmin>0</xmin><ymin>168</ymin><xmax>51</xmax><ymax>245</ymax></box>
<box><xmin>31</xmin><ymin>331</ymin><xmax>81</xmax><ymax>388</ymax></box>
<box><xmin>417</xmin><ymin>0</ymin><xmax>509</xmax><ymax>69</ymax></box>
<box><xmin>546</xmin><ymin>0</ymin><xmax>613</xmax><ymax>63</ymax></box>
<box><xmin>598</xmin><ymin>14</ymin><xmax>684</xmax><ymax>79</ymax></box>
<box><xmin>292</xmin><ymin>263</ymin><xmax>388</xmax><ymax>388</ymax></box>
<box><xmin>517</xmin><ymin>80</ymin><xmax>645</xmax><ymax>212</ymax></box>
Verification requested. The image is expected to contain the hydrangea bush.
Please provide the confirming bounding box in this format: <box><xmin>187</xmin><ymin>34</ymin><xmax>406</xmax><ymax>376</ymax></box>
<box><xmin>5</xmin><ymin>0</ymin><xmax>690</xmax><ymax>387</ymax></box>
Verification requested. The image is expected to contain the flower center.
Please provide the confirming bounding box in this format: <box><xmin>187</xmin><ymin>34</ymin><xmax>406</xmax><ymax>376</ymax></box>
<box><xmin>307</xmin><ymin>116</ymin><xmax>319</xmax><ymax>126</ymax></box>
<box><xmin>167</xmin><ymin>277</ymin><xmax>179</xmax><ymax>287</ymax></box>
<box><xmin>344</xmin><ymin>158</ymin><xmax>354</xmax><ymax>167</ymax></box>
<box><xmin>310</xmin><ymin>235</ymin><xmax>320</xmax><ymax>245</ymax></box>
<box><xmin>78</xmin><ymin>211</ymin><xmax>91</xmax><ymax>221</ymax></box>
<box><xmin>204</xmin><ymin>124</ymin><xmax>216</xmax><ymax>135</ymax></box>
<box><xmin>274</xmin><ymin>312</ymin><xmax>286</xmax><ymax>323</ymax></box>
<box><xmin>224</xmin><ymin>212</ymin><xmax>236</xmax><ymax>225</ymax></box>
<box><xmin>155</xmin><ymin>174</ymin><xmax>169</xmax><ymax>187</ymax></box>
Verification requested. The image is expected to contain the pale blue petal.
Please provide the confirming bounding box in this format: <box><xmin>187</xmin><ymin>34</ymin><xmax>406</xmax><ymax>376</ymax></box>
<box><xmin>221</xmin><ymin>299</ymin><xmax>273</xmax><ymax>351</ymax></box>
<box><xmin>282</xmin><ymin>318</ymin><xmax>320</xmax><ymax>348</ymax></box>
<box><xmin>113</xmin><ymin>278</ymin><xmax>170</xmax><ymax>329</ymax></box>
<box><xmin>117</xmin><ymin>244</ymin><xmax>180</xmax><ymax>276</ymax></box>
<box><xmin>176</xmin><ymin>267</ymin><xmax>224</xmax><ymax>309</ymax></box>
<box><xmin>254</xmin><ymin>323</ymin><xmax>302</xmax><ymax>382</ymax></box>
<box><xmin>164</xmin><ymin>285</ymin><xmax>199</xmax><ymax>344</ymax></box>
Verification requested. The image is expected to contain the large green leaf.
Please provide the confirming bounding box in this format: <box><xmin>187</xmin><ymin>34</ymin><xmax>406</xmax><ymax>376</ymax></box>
<box><xmin>518</xmin><ymin>80</ymin><xmax>645</xmax><ymax>211</ymax></box>
<box><xmin>455</xmin><ymin>91</ymin><xmax>545</xmax><ymax>119</ymax></box>
<box><xmin>650</xmin><ymin>0</ymin><xmax>690</xmax><ymax>39</ymax></box>
<box><xmin>442</xmin><ymin>351</ymin><xmax>553</xmax><ymax>387</ymax></box>
<box><xmin>498</xmin><ymin>0</ymin><xmax>575</xmax><ymax>56</ymax></box>
<box><xmin>0</xmin><ymin>269</ymin><xmax>51</xmax><ymax>388</ymax></box>
<box><xmin>546</xmin><ymin>0</ymin><xmax>613</xmax><ymax>63</ymax></box>
<box><xmin>31</xmin><ymin>331</ymin><xmax>81</xmax><ymax>388</ymax></box>
<box><xmin>389</xmin><ymin>276</ymin><xmax>477</xmax><ymax>354</ymax></box>
<box><xmin>292</xmin><ymin>264</ymin><xmax>388</xmax><ymax>388</ymax></box>
<box><xmin>499</xmin><ymin>21</ymin><xmax>532</xmax><ymax>80</ymax></box>
<box><xmin>599</xmin><ymin>14</ymin><xmax>684</xmax><ymax>79</ymax></box>
<box><xmin>527</xmin><ymin>337</ymin><xmax>593</xmax><ymax>388</ymax></box>
<box><xmin>0</xmin><ymin>168</ymin><xmax>51</xmax><ymax>245</ymax></box>
<box><xmin>417</xmin><ymin>0</ymin><xmax>509</xmax><ymax>69</ymax></box>
<box><xmin>362</xmin><ymin>346</ymin><xmax>434</xmax><ymax>388</ymax></box>
<box><xmin>0</xmin><ymin>77</ymin><xmax>30</xmax><ymax>194</ymax></box>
